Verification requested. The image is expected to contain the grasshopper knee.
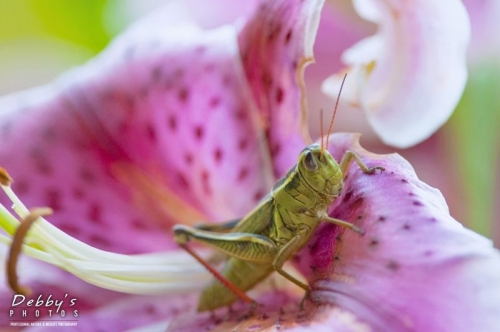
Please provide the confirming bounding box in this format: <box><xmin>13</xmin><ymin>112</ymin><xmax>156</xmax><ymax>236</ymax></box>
<box><xmin>173</xmin><ymin>225</ymin><xmax>191</xmax><ymax>244</ymax></box>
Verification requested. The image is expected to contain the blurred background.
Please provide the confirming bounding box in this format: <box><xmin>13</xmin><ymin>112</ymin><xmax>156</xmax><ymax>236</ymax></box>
<box><xmin>0</xmin><ymin>0</ymin><xmax>498</xmax><ymax>245</ymax></box>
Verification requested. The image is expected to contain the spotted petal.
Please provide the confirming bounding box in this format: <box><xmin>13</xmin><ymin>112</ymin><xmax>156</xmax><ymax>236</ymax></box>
<box><xmin>0</xmin><ymin>0</ymin><xmax>325</xmax><ymax>329</ymax></box>
<box><xmin>238</xmin><ymin>0</ymin><xmax>325</xmax><ymax>177</ymax></box>
<box><xmin>322</xmin><ymin>0</ymin><xmax>470</xmax><ymax>148</ymax></box>
<box><xmin>295</xmin><ymin>133</ymin><xmax>500</xmax><ymax>331</ymax></box>
<box><xmin>164</xmin><ymin>133</ymin><xmax>500</xmax><ymax>331</ymax></box>
<box><xmin>0</xmin><ymin>9</ymin><xmax>282</xmax><ymax>255</ymax></box>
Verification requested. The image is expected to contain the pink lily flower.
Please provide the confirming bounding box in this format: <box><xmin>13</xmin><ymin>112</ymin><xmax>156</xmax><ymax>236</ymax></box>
<box><xmin>1</xmin><ymin>0</ymin><xmax>499</xmax><ymax>331</ymax></box>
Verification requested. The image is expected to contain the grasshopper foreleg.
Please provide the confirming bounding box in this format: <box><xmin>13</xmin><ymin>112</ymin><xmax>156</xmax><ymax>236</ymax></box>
<box><xmin>320</xmin><ymin>215</ymin><xmax>365</xmax><ymax>235</ymax></box>
<box><xmin>339</xmin><ymin>150</ymin><xmax>385</xmax><ymax>175</ymax></box>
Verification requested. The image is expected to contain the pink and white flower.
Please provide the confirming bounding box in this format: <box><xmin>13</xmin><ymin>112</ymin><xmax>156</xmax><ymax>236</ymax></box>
<box><xmin>0</xmin><ymin>0</ymin><xmax>498</xmax><ymax>331</ymax></box>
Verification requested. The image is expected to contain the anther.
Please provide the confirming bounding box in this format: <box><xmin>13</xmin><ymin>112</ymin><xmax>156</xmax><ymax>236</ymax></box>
<box><xmin>7</xmin><ymin>207</ymin><xmax>53</xmax><ymax>295</ymax></box>
<box><xmin>0</xmin><ymin>167</ymin><xmax>13</xmax><ymax>186</ymax></box>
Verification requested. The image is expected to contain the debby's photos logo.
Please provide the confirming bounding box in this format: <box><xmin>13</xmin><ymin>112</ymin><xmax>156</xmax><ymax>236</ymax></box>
<box><xmin>8</xmin><ymin>293</ymin><xmax>79</xmax><ymax>327</ymax></box>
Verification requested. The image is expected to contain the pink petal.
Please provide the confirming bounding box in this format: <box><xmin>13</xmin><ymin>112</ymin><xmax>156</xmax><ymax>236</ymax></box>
<box><xmin>0</xmin><ymin>10</ymin><xmax>279</xmax><ymax>254</ymax></box>
<box><xmin>322</xmin><ymin>0</ymin><xmax>470</xmax><ymax>148</ymax></box>
<box><xmin>238</xmin><ymin>0</ymin><xmax>324</xmax><ymax>177</ymax></box>
<box><xmin>124</xmin><ymin>133</ymin><xmax>500</xmax><ymax>331</ymax></box>
<box><xmin>293</xmin><ymin>133</ymin><xmax>500</xmax><ymax>331</ymax></box>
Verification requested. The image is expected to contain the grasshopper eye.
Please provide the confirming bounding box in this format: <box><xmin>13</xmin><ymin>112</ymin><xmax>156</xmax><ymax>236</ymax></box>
<box><xmin>303</xmin><ymin>150</ymin><xmax>318</xmax><ymax>172</ymax></box>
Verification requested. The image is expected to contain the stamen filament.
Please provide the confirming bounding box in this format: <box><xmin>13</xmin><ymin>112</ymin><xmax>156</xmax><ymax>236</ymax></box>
<box><xmin>0</xmin><ymin>171</ymin><xmax>212</xmax><ymax>296</ymax></box>
<box><xmin>7</xmin><ymin>207</ymin><xmax>53</xmax><ymax>295</ymax></box>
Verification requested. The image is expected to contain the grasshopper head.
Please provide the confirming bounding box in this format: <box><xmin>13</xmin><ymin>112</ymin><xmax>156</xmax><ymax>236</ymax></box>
<box><xmin>297</xmin><ymin>144</ymin><xmax>343</xmax><ymax>197</ymax></box>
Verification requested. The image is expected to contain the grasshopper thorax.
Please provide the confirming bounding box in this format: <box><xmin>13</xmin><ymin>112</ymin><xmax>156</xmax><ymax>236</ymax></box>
<box><xmin>297</xmin><ymin>144</ymin><xmax>343</xmax><ymax>199</ymax></box>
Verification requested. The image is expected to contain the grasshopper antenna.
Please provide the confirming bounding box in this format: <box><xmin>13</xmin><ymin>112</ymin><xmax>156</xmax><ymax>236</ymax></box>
<box><xmin>325</xmin><ymin>73</ymin><xmax>347</xmax><ymax>149</ymax></box>
<box><xmin>320</xmin><ymin>109</ymin><xmax>324</xmax><ymax>156</ymax></box>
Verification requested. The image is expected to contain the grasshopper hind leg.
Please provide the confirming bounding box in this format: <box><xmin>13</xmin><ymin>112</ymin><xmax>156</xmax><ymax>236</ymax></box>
<box><xmin>173</xmin><ymin>226</ymin><xmax>256</xmax><ymax>309</ymax></box>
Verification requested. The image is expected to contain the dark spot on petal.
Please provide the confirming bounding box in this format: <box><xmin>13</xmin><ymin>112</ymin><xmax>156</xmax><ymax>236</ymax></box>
<box><xmin>201</xmin><ymin>170</ymin><xmax>211</xmax><ymax>195</ymax></box>
<box><xmin>335</xmin><ymin>234</ymin><xmax>342</xmax><ymax>242</ymax></box>
<box><xmin>79</xmin><ymin>168</ymin><xmax>96</xmax><ymax>183</ymax></box>
<box><xmin>271</xmin><ymin>143</ymin><xmax>281</xmax><ymax>156</ymax></box>
<box><xmin>424</xmin><ymin>250</ymin><xmax>434</xmax><ymax>257</ymax></box>
<box><xmin>164</xmin><ymin>77</ymin><xmax>175</xmax><ymax>90</ymax></box>
<box><xmin>408</xmin><ymin>192</ymin><xmax>415</xmax><ymax>196</ymax></box>
<box><xmin>131</xmin><ymin>218</ymin><xmax>148</xmax><ymax>231</ymax></box>
<box><xmin>266</xmin><ymin>22</ymin><xmax>282</xmax><ymax>42</ymax></box>
<box><xmin>222</xmin><ymin>74</ymin><xmax>232</xmax><ymax>86</ymax></box>
<box><xmin>144</xmin><ymin>304</ymin><xmax>157</xmax><ymax>315</ymax></box>
<box><xmin>261</xmin><ymin>72</ymin><xmax>273</xmax><ymax>89</ymax></box>
<box><xmin>342</xmin><ymin>189</ymin><xmax>354</xmax><ymax>203</ymax></box>
<box><xmin>344</xmin><ymin>174</ymin><xmax>349</xmax><ymax>181</ymax></box>
<box><xmin>401</xmin><ymin>179</ymin><xmax>408</xmax><ymax>183</ymax></box>
<box><xmin>45</xmin><ymin>188</ymin><xmax>62</xmax><ymax>212</ymax></box>
<box><xmin>238</xmin><ymin>138</ymin><xmax>248</xmax><ymax>151</ymax></box>
<box><xmin>260</xmin><ymin>313</ymin><xmax>269</xmax><ymax>320</ymax></box>
<box><xmin>184</xmin><ymin>153</ymin><xmax>193</xmax><ymax>165</ymax></box>
<box><xmin>14</xmin><ymin>179</ymin><xmax>29</xmax><ymax>195</ymax></box>
<box><xmin>413</xmin><ymin>200</ymin><xmax>423</xmax><ymax>206</ymax></box>
<box><xmin>59</xmin><ymin>223</ymin><xmax>80</xmax><ymax>235</ymax></box>
<box><xmin>139</xmin><ymin>86</ymin><xmax>148</xmax><ymax>98</ymax></box>
<box><xmin>369</xmin><ymin>238</ymin><xmax>379</xmax><ymax>247</ymax></box>
<box><xmin>291</xmin><ymin>61</ymin><xmax>298</xmax><ymax>69</ymax></box>
<box><xmin>209</xmin><ymin>97</ymin><xmax>221</xmax><ymax>108</ymax></box>
<box><xmin>308</xmin><ymin>240</ymin><xmax>321</xmax><ymax>256</ymax></box>
<box><xmin>378</xmin><ymin>216</ymin><xmax>386</xmax><ymax>222</ymax></box>
<box><xmin>124</xmin><ymin>96</ymin><xmax>136</xmax><ymax>115</ymax></box>
<box><xmin>235</xmin><ymin>107</ymin><xmax>248</xmax><ymax>121</ymax></box>
<box><xmin>285</xmin><ymin>29</ymin><xmax>292</xmax><ymax>44</ymax></box>
<box><xmin>204</xmin><ymin>63</ymin><xmax>216</xmax><ymax>72</ymax></box>
<box><xmin>403</xmin><ymin>223</ymin><xmax>411</xmax><ymax>230</ymax></box>
<box><xmin>178</xmin><ymin>87</ymin><xmax>189</xmax><ymax>102</ymax></box>
<box><xmin>386</xmin><ymin>260</ymin><xmax>400</xmax><ymax>271</ymax></box>
<box><xmin>253</xmin><ymin>190</ymin><xmax>265</xmax><ymax>202</ymax></box>
<box><xmin>168</xmin><ymin>115</ymin><xmax>177</xmax><ymax>131</ymax></box>
<box><xmin>351</xmin><ymin>196</ymin><xmax>364</xmax><ymax>210</ymax></box>
<box><xmin>194</xmin><ymin>126</ymin><xmax>204</xmax><ymax>140</ymax></box>
<box><xmin>31</xmin><ymin>147</ymin><xmax>52</xmax><ymax>176</ymax></box>
<box><xmin>177</xmin><ymin>172</ymin><xmax>190</xmax><ymax>189</ymax></box>
<box><xmin>172</xmin><ymin>68</ymin><xmax>184</xmax><ymax>79</ymax></box>
<box><xmin>334</xmin><ymin>255</ymin><xmax>341</xmax><ymax>261</ymax></box>
<box><xmin>88</xmin><ymin>234</ymin><xmax>110</xmax><ymax>248</ymax></box>
<box><xmin>118</xmin><ymin>121</ymin><xmax>130</xmax><ymax>134</ymax></box>
<box><xmin>275</xmin><ymin>87</ymin><xmax>284</xmax><ymax>104</ymax></box>
<box><xmin>88</xmin><ymin>203</ymin><xmax>103</xmax><ymax>224</ymax></box>
<box><xmin>42</xmin><ymin>127</ymin><xmax>56</xmax><ymax>142</ymax></box>
<box><xmin>357</xmin><ymin>214</ymin><xmax>363</xmax><ymax>220</ymax></box>
<box><xmin>72</xmin><ymin>187</ymin><xmax>85</xmax><ymax>199</ymax></box>
<box><xmin>152</xmin><ymin>66</ymin><xmax>161</xmax><ymax>82</ymax></box>
<box><xmin>146</xmin><ymin>123</ymin><xmax>156</xmax><ymax>142</ymax></box>
<box><xmin>213</xmin><ymin>148</ymin><xmax>223</xmax><ymax>163</ymax></box>
<box><xmin>429</xmin><ymin>217</ymin><xmax>437</xmax><ymax>223</ymax></box>
<box><xmin>238</xmin><ymin>168</ymin><xmax>249</xmax><ymax>181</ymax></box>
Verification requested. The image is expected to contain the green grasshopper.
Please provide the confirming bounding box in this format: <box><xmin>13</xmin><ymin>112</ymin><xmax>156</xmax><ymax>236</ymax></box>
<box><xmin>173</xmin><ymin>80</ymin><xmax>384</xmax><ymax>312</ymax></box>
<box><xmin>173</xmin><ymin>141</ymin><xmax>384</xmax><ymax>311</ymax></box>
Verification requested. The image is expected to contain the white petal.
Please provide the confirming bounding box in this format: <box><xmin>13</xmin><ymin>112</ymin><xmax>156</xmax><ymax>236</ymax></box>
<box><xmin>323</xmin><ymin>0</ymin><xmax>470</xmax><ymax>148</ymax></box>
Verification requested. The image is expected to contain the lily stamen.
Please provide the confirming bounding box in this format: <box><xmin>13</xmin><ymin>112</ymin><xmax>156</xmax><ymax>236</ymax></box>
<box><xmin>7</xmin><ymin>207</ymin><xmax>53</xmax><ymax>295</ymax></box>
<box><xmin>0</xmin><ymin>167</ymin><xmax>211</xmax><ymax>296</ymax></box>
